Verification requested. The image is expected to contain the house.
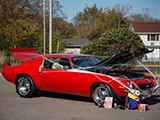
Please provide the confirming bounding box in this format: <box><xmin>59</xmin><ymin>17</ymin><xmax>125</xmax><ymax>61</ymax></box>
<box><xmin>62</xmin><ymin>39</ymin><xmax>89</xmax><ymax>54</ymax></box>
<box><xmin>130</xmin><ymin>22</ymin><xmax>160</xmax><ymax>61</ymax></box>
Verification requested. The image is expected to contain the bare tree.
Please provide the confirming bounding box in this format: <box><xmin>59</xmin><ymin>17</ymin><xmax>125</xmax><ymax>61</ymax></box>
<box><xmin>108</xmin><ymin>4</ymin><xmax>132</xmax><ymax>29</ymax></box>
<box><xmin>130</xmin><ymin>8</ymin><xmax>158</xmax><ymax>22</ymax></box>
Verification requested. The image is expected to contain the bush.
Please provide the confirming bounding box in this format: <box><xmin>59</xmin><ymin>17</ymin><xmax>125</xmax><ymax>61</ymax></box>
<box><xmin>0</xmin><ymin>50</ymin><xmax>20</xmax><ymax>68</ymax></box>
<box><xmin>80</xmin><ymin>28</ymin><xmax>144</xmax><ymax>56</ymax></box>
<box><xmin>0</xmin><ymin>50</ymin><xmax>6</xmax><ymax>68</ymax></box>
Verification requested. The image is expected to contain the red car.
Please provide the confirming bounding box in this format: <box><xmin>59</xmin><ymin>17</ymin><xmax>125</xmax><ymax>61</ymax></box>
<box><xmin>2</xmin><ymin>48</ymin><xmax>159</xmax><ymax>104</ymax></box>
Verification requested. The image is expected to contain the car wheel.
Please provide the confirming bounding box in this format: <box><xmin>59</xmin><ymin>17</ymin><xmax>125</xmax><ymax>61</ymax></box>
<box><xmin>16</xmin><ymin>75</ymin><xmax>37</xmax><ymax>97</ymax></box>
<box><xmin>91</xmin><ymin>84</ymin><xmax>112</xmax><ymax>104</ymax></box>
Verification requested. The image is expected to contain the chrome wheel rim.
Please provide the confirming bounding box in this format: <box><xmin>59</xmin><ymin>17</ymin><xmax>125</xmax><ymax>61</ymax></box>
<box><xmin>94</xmin><ymin>86</ymin><xmax>108</xmax><ymax>102</ymax></box>
<box><xmin>18</xmin><ymin>77</ymin><xmax>30</xmax><ymax>95</ymax></box>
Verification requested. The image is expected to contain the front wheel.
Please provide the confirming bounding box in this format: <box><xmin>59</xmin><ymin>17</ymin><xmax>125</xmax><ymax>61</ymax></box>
<box><xmin>16</xmin><ymin>75</ymin><xmax>37</xmax><ymax>97</ymax></box>
<box><xmin>91</xmin><ymin>84</ymin><xmax>113</xmax><ymax>104</ymax></box>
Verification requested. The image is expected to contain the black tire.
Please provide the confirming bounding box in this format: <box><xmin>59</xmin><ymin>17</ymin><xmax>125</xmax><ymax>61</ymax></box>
<box><xmin>91</xmin><ymin>84</ymin><xmax>113</xmax><ymax>104</ymax></box>
<box><xmin>16</xmin><ymin>75</ymin><xmax>37</xmax><ymax>97</ymax></box>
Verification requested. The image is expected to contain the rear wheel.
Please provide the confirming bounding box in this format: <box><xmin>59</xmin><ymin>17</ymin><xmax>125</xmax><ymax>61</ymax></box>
<box><xmin>91</xmin><ymin>84</ymin><xmax>112</xmax><ymax>104</ymax></box>
<box><xmin>16</xmin><ymin>75</ymin><xmax>37</xmax><ymax>97</ymax></box>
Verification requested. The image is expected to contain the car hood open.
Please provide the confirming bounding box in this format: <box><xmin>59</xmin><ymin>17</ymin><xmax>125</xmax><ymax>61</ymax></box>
<box><xmin>92</xmin><ymin>48</ymin><xmax>153</xmax><ymax>67</ymax></box>
<box><xmin>10</xmin><ymin>48</ymin><xmax>39</xmax><ymax>62</ymax></box>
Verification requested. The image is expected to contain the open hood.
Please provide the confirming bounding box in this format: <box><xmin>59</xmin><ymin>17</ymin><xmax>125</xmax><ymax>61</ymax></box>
<box><xmin>93</xmin><ymin>48</ymin><xmax>153</xmax><ymax>67</ymax></box>
<box><xmin>10</xmin><ymin>48</ymin><xmax>39</xmax><ymax>62</ymax></box>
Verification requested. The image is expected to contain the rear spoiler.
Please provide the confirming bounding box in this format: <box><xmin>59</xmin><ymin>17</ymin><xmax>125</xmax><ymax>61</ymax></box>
<box><xmin>10</xmin><ymin>48</ymin><xmax>39</xmax><ymax>62</ymax></box>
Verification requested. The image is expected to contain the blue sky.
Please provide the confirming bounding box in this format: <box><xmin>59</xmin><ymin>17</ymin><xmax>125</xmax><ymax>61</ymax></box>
<box><xmin>59</xmin><ymin>0</ymin><xmax>160</xmax><ymax>22</ymax></box>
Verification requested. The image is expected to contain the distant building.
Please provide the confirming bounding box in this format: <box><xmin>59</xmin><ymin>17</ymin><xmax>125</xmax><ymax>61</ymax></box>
<box><xmin>130</xmin><ymin>22</ymin><xmax>160</xmax><ymax>61</ymax></box>
<box><xmin>62</xmin><ymin>39</ymin><xmax>89</xmax><ymax>54</ymax></box>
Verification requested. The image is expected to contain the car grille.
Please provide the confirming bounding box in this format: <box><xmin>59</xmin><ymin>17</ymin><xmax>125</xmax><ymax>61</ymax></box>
<box><xmin>137</xmin><ymin>83</ymin><xmax>151</xmax><ymax>90</ymax></box>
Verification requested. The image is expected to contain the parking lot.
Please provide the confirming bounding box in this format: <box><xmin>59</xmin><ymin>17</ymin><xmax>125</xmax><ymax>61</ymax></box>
<box><xmin>0</xmin><ymin>74</ymin><xmax>160</xmax><ymax>120</ymax></box>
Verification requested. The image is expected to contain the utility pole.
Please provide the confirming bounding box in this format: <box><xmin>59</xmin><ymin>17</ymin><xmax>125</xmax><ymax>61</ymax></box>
<box><xmin>57</xmin><ymin>40</ymin><xmax>59</xmax><ymax>53</ymax></box>
<box><xmin>43</xmin><ymin>0</ymin><xmax>46</xmax><ymax>55</ymax></box>
<box><xmin>14</xmin><ymin>38</ymin><xmax>16</xmax><ymax>48</ymax></box>
<box><xmin>159</xmin><ymin>38</ymin><xmax>160</xmax><ymax>71</ymax></box>
<box><xmin>49</xmin><ymin>0</ymin><xmax>52</xmax><ymax>54</ymax></box>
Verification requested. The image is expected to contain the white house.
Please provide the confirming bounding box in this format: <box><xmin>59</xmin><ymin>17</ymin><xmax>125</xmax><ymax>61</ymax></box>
<box><xmin>130</xmin><ymin>22</ymin><xmax>160</xmax><ymax>61</ymax></box>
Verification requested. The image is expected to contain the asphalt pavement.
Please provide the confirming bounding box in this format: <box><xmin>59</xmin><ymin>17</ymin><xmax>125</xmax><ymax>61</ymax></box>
<box><xmin>0</xmin><ymin>74</ymin><xmax>160</xmax><ymax>120</ymax></box>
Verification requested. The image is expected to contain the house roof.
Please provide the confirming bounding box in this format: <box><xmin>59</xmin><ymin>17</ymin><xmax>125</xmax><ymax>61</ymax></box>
<box><xmin>62</xmin><ymin>39</ymin><xmax>89</xmax><ymax>46</ymax></box>
<box><xmin>131</xmin><ymin>22</ymin><xmax>160</xmax><ymax>33</ymax></box>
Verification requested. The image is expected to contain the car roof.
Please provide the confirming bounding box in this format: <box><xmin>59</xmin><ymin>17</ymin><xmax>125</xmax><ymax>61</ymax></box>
<box><xmin>41</xmin><ymin>53</ymin><xmax>93</xmax><ymax>59</ymax></box>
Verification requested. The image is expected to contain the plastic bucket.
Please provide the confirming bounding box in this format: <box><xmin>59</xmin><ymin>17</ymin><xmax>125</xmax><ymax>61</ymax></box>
<box><xmin>138</xmin><ymin>104</ymin><xmax>148</xmax><ymax>112</ymax></box>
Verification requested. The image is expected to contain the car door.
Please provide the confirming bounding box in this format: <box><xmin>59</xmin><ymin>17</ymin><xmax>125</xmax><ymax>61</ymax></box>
<box><xmin>39</xmin><ymin>57</ymin><xmax>77</xmax><ymax>94</ymax></box>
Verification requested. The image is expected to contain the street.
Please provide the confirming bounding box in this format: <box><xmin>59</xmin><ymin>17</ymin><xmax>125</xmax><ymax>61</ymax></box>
<box><xmin>0</xmin><ymin>75</ymin><xmax>160</xmax><ymax>120</ymax></box>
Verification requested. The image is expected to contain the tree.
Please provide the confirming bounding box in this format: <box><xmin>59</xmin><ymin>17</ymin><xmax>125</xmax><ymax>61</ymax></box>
<box><xmin>87</xmin><ymin>9</ymin><xmax>110</xmax><ymax>40</ymax></box>
<box><xmin>44</xmin><ymin>31</ymin><xmax>67</xmax><ymax>54</ymax></box>
<box><xmin>107</xmin><ymin>4</ymin><xmax>132</xmax><ymax>29</ymax></box>
<box><xmin>130</xmin><ymin>8</ymin><xmax>159</xmax><ymax>22</ymax></box>
<box><xmin>0</xmin><ymin>0</ymin><xmax>66</xmax><ymax>24</ymax></box>
<box><xmin>3</xmin><ymin>19</ymin><xmax>42</xmax><ymax>50</ymax></box>
<box><xmin>0</xmin><ymin>0</ymin><xmax>71</xmax><ymax>53</ymax></box>
<box><xmin>80</xmin><ymin>28</ymin><xmax>144</xmax><ymax>56</ymax></box>
<box><xmin>73</xmin><ymin>4</ymin><xmax>103</xmax><ymax>38</ymax></box>
<box><xmin>73</xmin><ymin>4</ymin><xmax>132</xmax><ymax>39</ymax></box>
<box><xmin>87</xmin><ymin>5</ymin><xmax>132</xmax><ymax>40</ymax></box>
<box><xmin>0</xmin><ymin>26</ymin><xmax>8</xmax><ymax>51</ymax></box>
<box><xmin>52</xmin><ymin>17</ymin><xmax>76</xmax><ymax>39</ymax></box>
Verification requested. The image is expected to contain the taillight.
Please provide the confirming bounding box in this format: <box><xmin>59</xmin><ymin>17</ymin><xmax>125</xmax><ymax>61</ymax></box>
<box><xmin>2</xmin><ymin>63</ymin><xmax>9</xmax><ymax>68</ymax></box>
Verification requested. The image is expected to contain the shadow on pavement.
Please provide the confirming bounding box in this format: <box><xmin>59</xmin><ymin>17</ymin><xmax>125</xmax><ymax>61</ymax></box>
<box><xmin>30</xmin><ymin>89</ymin><xmax>160</xmax><ymax>106</ymax></box>
<box><xmin>34</xmin><ymin>91</ymin><xmax>93</xmax><ymax>103</ymax></box>
<box><xmin>33</xmin><ymin>91</ymin><xmax>160</xmax><ymax>105</ymax></box>
<box><xmin>142</xmin><ymin>95</ymin><xmax>160</xmax><ymax>105</ymax></box>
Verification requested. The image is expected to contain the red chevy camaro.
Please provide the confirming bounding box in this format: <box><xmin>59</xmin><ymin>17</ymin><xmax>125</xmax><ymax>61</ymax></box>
<box><xmin>2</xmin><ymin>48</ymin><xmax>159</xmax><ymax>104</ymax></box>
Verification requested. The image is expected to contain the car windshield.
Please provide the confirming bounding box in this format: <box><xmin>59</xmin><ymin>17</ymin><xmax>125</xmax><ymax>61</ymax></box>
<box><xmin>71</xmin><ymin>56</ymin><xmax>100</xmax><ymax>68</ymax></box>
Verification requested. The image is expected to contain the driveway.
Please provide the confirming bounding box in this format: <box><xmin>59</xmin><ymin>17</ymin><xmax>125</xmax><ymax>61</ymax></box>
<box><xmin>0</xmin><ymin>75</ymin><xmax>160</xmax><ymax>120</ymax></box>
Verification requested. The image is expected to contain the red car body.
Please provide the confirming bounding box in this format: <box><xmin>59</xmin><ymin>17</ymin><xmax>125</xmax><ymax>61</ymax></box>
<box><xmin>2</xmin><ymin>48</ymin><xmax>159</xmax><ymax>103</ymax></box>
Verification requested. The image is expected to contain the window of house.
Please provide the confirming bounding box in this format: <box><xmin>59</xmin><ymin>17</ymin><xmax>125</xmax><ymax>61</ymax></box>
<box><xmin>148</xmin><ymin>34</ymin><xmax>159</xmax><ymax>41</ymax></box>
<box><xmin>151</xmin><ymin>35</ymin><xmax>155</xmax><ymax>41</ymax></box>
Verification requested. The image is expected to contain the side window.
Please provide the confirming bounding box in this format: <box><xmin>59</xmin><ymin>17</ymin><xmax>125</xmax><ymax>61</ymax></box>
<box><xmin>43</xmin><ymin>57</ymin><xmax>71</xmax><ymax>70</ymax></box>
<box><xmin>59</xmin><ymin>58</ymin><xmax>71</xmax><ymax>69</ymax></box>
<box><xmin>43</xmin><ymin>58</ymin><xmax>53</xmax><ymax>69</ymax></box>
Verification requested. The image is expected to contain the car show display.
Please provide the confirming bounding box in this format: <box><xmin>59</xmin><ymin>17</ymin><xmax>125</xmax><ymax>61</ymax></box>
<box><xmin>2</xmin><ymin>48</ymin><xmax>159</xmax><ymax>110</ymax></box>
